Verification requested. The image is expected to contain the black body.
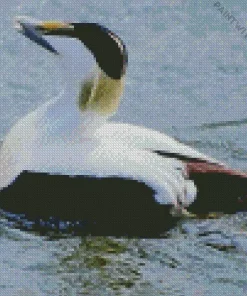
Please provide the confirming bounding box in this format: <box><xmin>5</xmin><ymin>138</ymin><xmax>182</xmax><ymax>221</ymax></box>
<box><xmin>0</xmin><ymin>171</ymin><xmax>177</xmax><ymax>237</ymax></box>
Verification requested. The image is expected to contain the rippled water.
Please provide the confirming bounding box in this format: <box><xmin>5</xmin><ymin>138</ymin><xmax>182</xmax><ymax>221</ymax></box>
<box><xmin>1</xmin><ymin>0</ymin><xmax>247</xmax><ymax>295</ymax></box>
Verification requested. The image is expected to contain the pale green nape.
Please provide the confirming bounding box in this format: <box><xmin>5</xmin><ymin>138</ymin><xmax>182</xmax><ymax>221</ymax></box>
<box><xmin>78</xmin><ymin>70</ymin><xmax>125</xmax><ymax>115</ymax></box>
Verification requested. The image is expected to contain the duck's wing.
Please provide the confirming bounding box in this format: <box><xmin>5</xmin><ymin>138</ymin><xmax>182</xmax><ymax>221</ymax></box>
<box><xmin>94</xmin><ymin>122</ymin><xmax>222</xmax><ymax>165</ymax></box>
<box><xmin>0</xmin><ymin>135</ymin><xmax>196</xmax><ymax>207</ymax></box>
<box><xmin>95</xmin><ymin>122</ymin><xmax>247</xmax><ymax>214</ymax></box>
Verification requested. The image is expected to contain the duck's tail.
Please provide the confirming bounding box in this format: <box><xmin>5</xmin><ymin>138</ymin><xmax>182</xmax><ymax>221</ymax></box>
<box><xmin>186</xmin><ymin>162</ymin><xmax>247</xmax><ymax>214</ymax></box>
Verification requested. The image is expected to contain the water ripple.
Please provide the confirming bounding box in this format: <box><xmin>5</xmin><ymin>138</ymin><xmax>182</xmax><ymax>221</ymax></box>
<box><xmin>200</xmin><ymin>118</ymin><xmax>247</xmax><ymax>130</ymax></box>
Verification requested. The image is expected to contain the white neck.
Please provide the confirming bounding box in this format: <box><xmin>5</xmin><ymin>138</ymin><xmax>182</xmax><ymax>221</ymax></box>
<box><xmin>46</xmin><ymin>36</ymin><xmax>94</xmax><ymax>101</ymax></box>
<box><xmin>36</xmin><ymin>36</ymin><xmax>125</xmax><ymax>141</ymax></box>
<box><xmin>46</xmin><ymin>35</ymin><xmax>124</xmax><ymax>116</ymax></box>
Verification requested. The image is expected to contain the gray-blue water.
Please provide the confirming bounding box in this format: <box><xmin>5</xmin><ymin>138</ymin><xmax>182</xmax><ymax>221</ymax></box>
<box><xmin>1</xmin><ymin>0</ymin><xmax>247</xmax><ymax>295</ymax></box>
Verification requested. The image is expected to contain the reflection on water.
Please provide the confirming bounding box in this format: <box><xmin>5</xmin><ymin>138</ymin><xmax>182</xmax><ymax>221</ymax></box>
<box><xmin>1</xmin><ymin>214</ymin><xmax>247</xmax><ymax>295</ymax></box>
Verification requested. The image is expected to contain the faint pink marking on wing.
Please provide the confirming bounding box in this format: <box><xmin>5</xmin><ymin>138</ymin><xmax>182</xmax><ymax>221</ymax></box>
<box><xmin>186</xmin><ymin>162</ymin><xmax>247</xmax><ymax>178</ymax></box>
